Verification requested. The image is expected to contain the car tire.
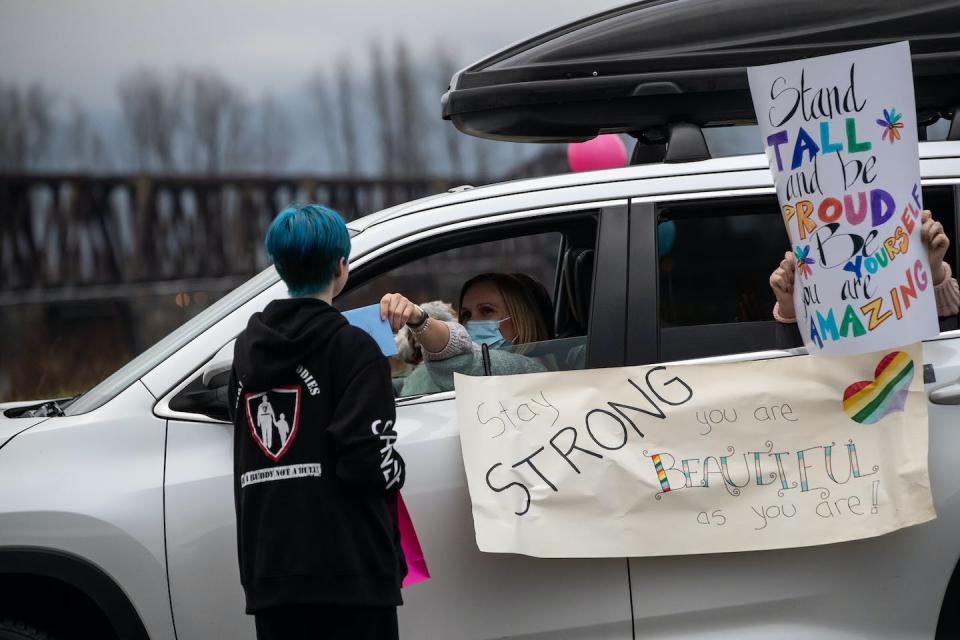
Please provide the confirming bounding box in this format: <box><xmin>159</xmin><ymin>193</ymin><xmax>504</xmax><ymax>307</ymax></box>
<box><xmin>0</xmin><ymin>619</ymin><xmax>55</xmax><ymax>640</ymax></box>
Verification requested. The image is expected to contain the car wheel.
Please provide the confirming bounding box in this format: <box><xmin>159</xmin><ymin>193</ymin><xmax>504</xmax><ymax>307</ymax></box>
<box><xmin>0</xmin><ymin>619</ymin><xmax>55</xmax><ymax>640</ymax></box>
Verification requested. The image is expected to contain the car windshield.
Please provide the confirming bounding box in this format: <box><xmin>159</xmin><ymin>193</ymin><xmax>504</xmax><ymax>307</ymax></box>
<box><xmin>65</xmin><ymin>267</ymin><xmax>280</xmax><ymax>416</ymax></box>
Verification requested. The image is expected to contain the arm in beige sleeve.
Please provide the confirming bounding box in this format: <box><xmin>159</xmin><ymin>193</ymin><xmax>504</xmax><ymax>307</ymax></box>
<box><xmin>934</xmin><ymin>262</ymin><xmax>960</xmax><ymax>317</ymax></box>
<box><xmin>421</xmin><ymin>321</ymin><xmax>475</xmax><ymax>361</ymax></box>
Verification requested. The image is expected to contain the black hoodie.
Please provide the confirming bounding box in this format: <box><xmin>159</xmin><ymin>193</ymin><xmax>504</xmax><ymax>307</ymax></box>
<box><xmin>227</xmin><ymin>298</ymin><xmax>406</xmax><ymax>613</ymax></box>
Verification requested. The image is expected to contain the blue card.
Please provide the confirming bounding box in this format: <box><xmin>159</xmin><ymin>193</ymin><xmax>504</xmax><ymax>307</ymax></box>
<box><xmin>342</xmin><ymin>304</ymin><xmax>399</xmax><ymax>357</ymax></box>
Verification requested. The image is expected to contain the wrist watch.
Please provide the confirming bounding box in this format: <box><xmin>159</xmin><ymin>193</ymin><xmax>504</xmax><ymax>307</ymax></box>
<box><xmin>406</xmin><ymin>306</ymin><xmax>428</xmax><ymax>328</ymax></box>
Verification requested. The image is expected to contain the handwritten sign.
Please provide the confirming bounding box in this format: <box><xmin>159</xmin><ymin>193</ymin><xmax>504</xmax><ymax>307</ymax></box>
<box><xmin>748</xmin><ymin>42</ymin><xmax>938</xmax><ymax>357</ymax></box>
<box><xmin>454</xmin><ymin>344</ymin><xmax>934</xmax><ymax>557</ymax></box>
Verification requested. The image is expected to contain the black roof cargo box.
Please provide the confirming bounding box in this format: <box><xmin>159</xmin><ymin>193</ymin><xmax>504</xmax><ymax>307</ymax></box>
<box><xmin>441</xmin><ymin>0</ymin><xmax>960</xmax><ymax>143</ymax></box>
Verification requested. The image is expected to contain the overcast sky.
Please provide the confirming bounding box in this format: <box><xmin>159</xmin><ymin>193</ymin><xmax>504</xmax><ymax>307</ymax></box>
<box><xmin>0</xmin><ymin>0</ymin><xmax>625</xmax><ymax>111</ymax></box>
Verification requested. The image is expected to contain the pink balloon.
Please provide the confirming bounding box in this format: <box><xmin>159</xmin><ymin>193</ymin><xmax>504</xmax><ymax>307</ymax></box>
<box><xmin>566</xmin><ymin>134</ymin><xmax>628</xmax><ymax>172</ymax></box>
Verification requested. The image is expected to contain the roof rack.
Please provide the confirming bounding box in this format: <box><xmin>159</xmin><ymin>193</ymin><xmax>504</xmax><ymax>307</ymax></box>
<box><xmin>442</xmin><ymin>0</ymin><xmax>960</xmax><ymax>145</ymax></box>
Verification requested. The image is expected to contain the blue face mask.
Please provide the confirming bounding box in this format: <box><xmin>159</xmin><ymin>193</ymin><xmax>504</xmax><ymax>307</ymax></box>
<box><xmin>466</xmin><ymin>317</ymin><xmax>512</xmax><ymax>348</ymax></box>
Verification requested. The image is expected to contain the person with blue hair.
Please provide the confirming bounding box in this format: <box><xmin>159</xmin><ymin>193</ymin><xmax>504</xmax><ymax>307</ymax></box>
<box><xmin>228</xmin><ymin>204</ymin><xmax>407</xmax><ymax>640</ymax></box>
<box><xmin>264</xmin><ymin>203</ymin><xmax>353</xmax><ymax>297</ymax></box>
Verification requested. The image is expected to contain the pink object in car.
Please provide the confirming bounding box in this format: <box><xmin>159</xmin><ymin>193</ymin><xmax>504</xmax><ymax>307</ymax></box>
<box><xmin>567</xmin><ymin>134</ymin><xmax>628</xmax><ymax>172</ymax></box>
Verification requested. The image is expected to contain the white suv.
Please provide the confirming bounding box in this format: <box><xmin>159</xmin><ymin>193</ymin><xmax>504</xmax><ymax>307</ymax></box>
<box><xmin>4</xmin><ymin>0</ymin><xmax>960</xmax><ymax>636</ymax></box>
<box><xmin>2</xmin><ymin>142</ymin><xmax>960</xmax><ymax>639</ymax></box>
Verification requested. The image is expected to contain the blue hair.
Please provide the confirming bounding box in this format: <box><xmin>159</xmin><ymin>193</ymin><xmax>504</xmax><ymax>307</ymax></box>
<box><xmin>265</xmin><ymin>204</ymin><xmax>351</xmax><ymax>297</ymax></box>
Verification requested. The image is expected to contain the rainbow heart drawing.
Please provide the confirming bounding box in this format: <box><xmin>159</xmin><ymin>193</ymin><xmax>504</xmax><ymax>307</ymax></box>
<box><xmin>842</xmin><ymin>351</ymin><xmax>915</xmax><ymax>424</ymax></box>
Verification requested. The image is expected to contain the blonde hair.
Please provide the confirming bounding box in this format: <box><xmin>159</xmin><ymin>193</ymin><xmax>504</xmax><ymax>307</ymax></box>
<box><xmin>458</xmin><ymin>273</ymin><xmax>550</xmax><ymax>345</ymax></box>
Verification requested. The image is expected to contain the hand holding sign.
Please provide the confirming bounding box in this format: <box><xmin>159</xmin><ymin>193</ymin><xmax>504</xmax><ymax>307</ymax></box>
<box><xmin>770</xmin><ymin>208</ymin><xmax>952</xmax><ymax>321</ymax></box>
<box><xmin>920</xmin><ymin>210</ymin><xmax>949</xmax><ymax>284</ymax></box>
<box><xmin>379</xmin><ymin>293</ymin><xmax>422</xmax><ymax>332</ymax></box>
<box><xmin>770</xmin><ymin>250</ymin><xmax>798</xmax><ymax>320</ymax></box>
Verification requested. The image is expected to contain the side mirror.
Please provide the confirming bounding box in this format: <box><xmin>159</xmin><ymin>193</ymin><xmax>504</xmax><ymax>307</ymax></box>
<box><xmin>168</xmin><ymin>342</ymin><xmax>235</xmax><ymax>421</ymax></box>
<box><xmin>202</xmin><ymin>341</ymin><xmax>234</xmax><ymax>389</ymax></box>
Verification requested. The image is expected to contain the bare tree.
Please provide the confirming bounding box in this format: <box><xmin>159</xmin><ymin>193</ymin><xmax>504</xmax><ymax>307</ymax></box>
<box><xmin>24</xmin><ymin>84</ymin><xmax>55</xmax><ymax>169</ymax></box>
<box><xmin>65</xmin><ymin>100</ymin><xmax>108</xmax><ymax>171</ymax></box>
<box><xmin>0</xmin><ymin>82</ymin><xmax>24</xmax><ymax>170</ymax></box>
<box><xmin>180</xmin><ymin>70</ymin><xmax>249</xmax><ymax>173</ymax></box>
<box><xmin>472</xmin><ymin>138</ymin><xmax>493</xmax><ymax>182</ymax></box>
<box><xmin>435</xmin><ymin>43</ymin><xmax>464</xmax><ymax>177</ymax></box>
<box><xmin>221</xmin><ymin>95</ymin><xmax>250</xmax><ymax>173</ymax></box>
<box><xmin>66</xmin><ymin>101</ymin><xmax>89</xmax><ymax>170</ymax></box>
<box><xmin>117</xmin><ymin>69</ymin><xmax>181</xmax><ymax>172</ymax></box>
<box><xmin>393</xmin><ymin>41</ymin><xmax>425</xmax><ymax>177</ymax></box>
<box><xmin>369</xmin><ymin>42</ymin><xmax>398</xmax><ymax>176</ymax></box>
<box><xmin>0</xmin><ymin>81</ymin><xmax>55</xmax><ymax>170</ymax></box>
<box><xmin>307</xmin><ymin>70</ymin><xmax>343</xmax><ymax>171</ymax></box>
<box><xmin>257</xmin><ymin>94</ymin><xmax>292</xmax><ymax>173</ymax></box>
<box><xmin>336</xmin><ymin>58</ymin><xmax>359</xmax><ymax>174</ymax></box>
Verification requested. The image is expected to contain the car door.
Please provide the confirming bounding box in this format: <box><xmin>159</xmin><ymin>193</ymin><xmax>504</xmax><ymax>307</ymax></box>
<box><xmin>625</xmin><ymin>184</ymin><xmax>960</xmax><ymax>639</ymax></box>
<box><xmin>159</xmin><ymin>201</ymin><xmax>635</xmax><ymax>639</ymax></box>
<box><xmin>334</xmin><ymin>203</ymin><xmax>633</xmax><ymax>639</ymax></box>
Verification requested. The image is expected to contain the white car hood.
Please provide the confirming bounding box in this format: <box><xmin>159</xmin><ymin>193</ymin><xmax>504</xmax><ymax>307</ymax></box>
<box><xmin>0</xmin><ymin>400</ymin><xmax>55</xmax><ymax>441</ymax></box>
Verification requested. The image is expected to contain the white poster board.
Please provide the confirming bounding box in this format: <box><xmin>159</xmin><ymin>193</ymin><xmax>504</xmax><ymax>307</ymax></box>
<box><xmin>747</xmin><ymin>42</ymin><xmax>938</xmax><ymax>356</ymax></box>
<box><xmin>455</xmin><ymin>344</ymin><xmax>934</xmax><ymax>557</ymax></box>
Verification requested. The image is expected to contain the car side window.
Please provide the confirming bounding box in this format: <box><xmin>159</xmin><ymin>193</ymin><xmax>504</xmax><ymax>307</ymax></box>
<box><xmin>336</xmin><ymin>217</ymin><xmax>598</xmax><ymax>398</ymax></box>
<box><xmin>657</xmin><ymin>194</ymin><xmax>786</xmax><ymax>361</ymax></box>
<box><xmin>656</xmin><ymin>186</ymin><xmax>960</xmax><ymax>361</ymax></box>
<box><xmin>659</xmin><ymin>195</ymin><xmax>783</xmax><ymax>327</ymax></box>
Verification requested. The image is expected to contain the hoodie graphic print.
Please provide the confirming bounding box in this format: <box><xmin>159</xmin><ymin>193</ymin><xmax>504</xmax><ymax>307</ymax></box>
<box><xmin>227</xmin><ymin>298</ymin><xmax>406</xmax><ymax>613</ymax></box>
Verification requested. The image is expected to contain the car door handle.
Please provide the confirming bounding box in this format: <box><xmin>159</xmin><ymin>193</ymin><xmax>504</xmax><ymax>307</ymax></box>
<box><xmin>929</xmin><ymin>382</ymin><xmax>960</xmax><ymax>405</ymax></box>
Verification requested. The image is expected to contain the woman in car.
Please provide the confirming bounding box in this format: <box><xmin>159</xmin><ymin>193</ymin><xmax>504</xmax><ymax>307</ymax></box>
<box><xmin>769</xmin><ymin>209</ymin><xmax>960</xmax><ymax>323</ymax></box>
<box><xmin>379</xmin><ymin>273</ymin><xmax>553</xmax><ymax>395</ymax></box>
